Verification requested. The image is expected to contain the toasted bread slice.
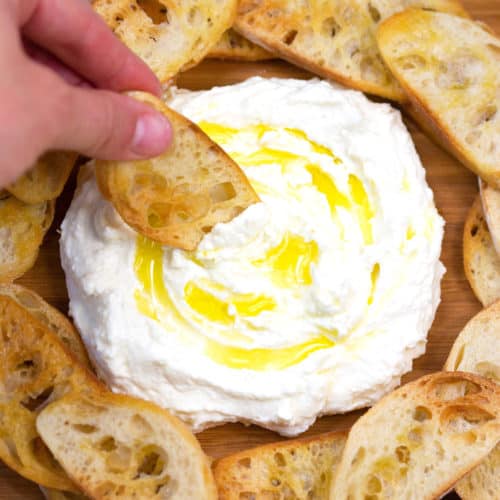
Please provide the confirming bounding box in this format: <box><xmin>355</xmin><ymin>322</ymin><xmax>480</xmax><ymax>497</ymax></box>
<box><xmin>95</xmin><ymin>92</ymin><xmax>259</xmax><ymax>251</ymax></box>
<box><xmin>330</xmin><ymin>372</ymin><xmax>500</xmax><ymax>500</ymax></box>
<box><xmin>6</xmin><ymin>152</ymin><xmax>76</xmax><ymax>204</ymax></box>
<box><xmin>0</xmin><ymin>295</ymin><xmax>103</xmax><ymax>491</ymax></box>
<box><xmin>463</xmin><ymin>195</ymin><xmax>500</xmax><ymax>306</ymax></box>
<box><xmin>0</xmin><ymin>284</ymin><xmax>91</xmax><ymax>369</ymax></box>
<box><xmin>208</xmin><ymin>29</ymin><xmax>274</xmax><ymax>61</ymax></box>
<box><xmin>480</xmin><ymin>179</ymin><xmax>500</xmax><ymax>256</ymax></box>
<box><xmin>0</xmin><ymin>193</ymin><xmax>54</xmax><ymax>283</ymax></box>
<box><xmin>444</xmin><ymin>301</ymin><xmax>500</xmax><ymax>500</ymax></box>
<box><xmin>378</xmin><ymin>10</ymin><xmax>500</xmax><ymax>188</ymax></box>
<box><xmin>36</xmin><ymin>392</ymin><xmax>217</xmax><ymax>499</ymax></box>
<box><xmin>92</xmin><ymin>0</ymin><xmax>237</xmax><ymax>83</ymax></box>
<box><xmin>213</xmin><ymin>430</ymin><xmax>348</xmax><ymax>499</ymax></box>
<box><xmin>234</xmin><ymin>0</ymin><xmax>468</xmax><ymax>101</ymax></box>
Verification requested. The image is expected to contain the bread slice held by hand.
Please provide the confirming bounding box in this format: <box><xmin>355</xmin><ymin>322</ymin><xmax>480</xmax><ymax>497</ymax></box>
<box><xmin>95</xmin><ymin>92</ymin><xmax>259</xmax><ymax>251</ymax></box>
<box><xmin>330</xmin><ymin>372</ymin><xmax>500</xmax><ymax>500</ymax></box>
<box><xmin>480</xmin><ymin>179</ymin><xmax>500</xmax><ymax>255</ymax></box>
<box><xmin>36</xmin><ymin>392</ymin><xmax>217</xmax><ymax>499</ymax></box>
<box><xmin>0</xmin><ymin>192</ymin><xmax>54</xmax><ymax>283</ymax></box>
<box><xmin>0</xmin><ymin>284</ymin><xmax>91</xmax><ymax>369</ymax></box>
<box><xmin>92</xmin><ymin>0</ymin><xmax>237</xmax><ymax>83</ymax></box>
<box><xmin>234</xmin><ymin>0</ymin><xmax>468</xmax><ymax>101</ymax></box>
<box><xmin>6</xmin><ymin>152</ymin><xmax>76</xmax><ymax>204</ymax></box>
<box><xmin>444</xmin><ymin>301</ymin><xmax>500</xmax><ymax>500</ymax></box>
<box><xmin>208</xmin><ymin>29</ymin><xmax>274</xmax><ymax>61</ymax></box>
<box><xmin>213</xmin><ymin>430</ymin><xmax>347</xmax><ymax>499</ymax></box>
<box><xmin>0</xmin><ymin>296</ymin><xmax>103</xmax><ymax>491</ymax></box>
<box><xmin>464</xmin><ymin>195</ymin><xmax>500</xmax><ymax>307</ymax></box>
<box><xmin>377</xmin><ymin>10</ymin><xmax>500</xmax><ymax>188</ymax></box>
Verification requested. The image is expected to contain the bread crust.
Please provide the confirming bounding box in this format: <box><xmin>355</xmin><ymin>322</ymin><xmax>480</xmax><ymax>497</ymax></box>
<box><xmin>463</xmin><ymin>195</ymin><xmax>500</xmax><ymax>307</ymax></box>
<box><xmin>6</xmin><ymin>152</ymin><xmax>76</xmax><ymax>205</ymax></box>
<box><xmin>208</xmin><ymin>28</ymin><xmax>274</xmax><ymax>61</ymax></box>
<box><xmin>480</xmin><ymin>180</ymin><xmax>500</xmax><ymax>255</ymax></box>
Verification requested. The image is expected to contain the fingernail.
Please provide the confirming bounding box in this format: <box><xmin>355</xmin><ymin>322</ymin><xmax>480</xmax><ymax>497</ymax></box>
<box><xmin>131</xmin><ymin>112</ymin><xmax>172</xmax><ymax>156</ymax></box>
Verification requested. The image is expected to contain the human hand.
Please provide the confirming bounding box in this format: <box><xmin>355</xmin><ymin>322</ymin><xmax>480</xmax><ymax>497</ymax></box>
<box><xmin>0</xmin><ymin>0</ymin><xmax>173</xmax><ymax>187</ymax></box>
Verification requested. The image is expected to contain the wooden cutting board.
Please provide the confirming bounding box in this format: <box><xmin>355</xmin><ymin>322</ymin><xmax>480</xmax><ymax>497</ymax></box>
<box><xmin>1</xmin><ymin>0</ymin><xmax>497</xmax><ymax>497</ymax></box>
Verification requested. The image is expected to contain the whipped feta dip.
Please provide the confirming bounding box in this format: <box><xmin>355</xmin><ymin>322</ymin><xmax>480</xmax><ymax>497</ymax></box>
<box><xmin>60</xmin><ymin>78</ymin><xmax>445</xmax><ymax>436</ymax></box>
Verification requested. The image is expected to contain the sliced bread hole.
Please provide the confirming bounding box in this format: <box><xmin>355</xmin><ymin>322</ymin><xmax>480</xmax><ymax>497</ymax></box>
<box><xmin>137</xmin><ymin>446</ymin><xmax>166</xmax><ymax>476</ymax></box>
<box><xmin>396</xmin><ymin>54</ymin><xmax>426</xmax><ymax>72</ymax></box>
<box><xmin>473</xmin><ymin>105</ymin><xmax>498</xmax><ymax>127</ymax></box>
<box><xmin>72</xmin><ymin>424</ymin><xmax>98</xmax><ymax>434</ymax></box>
<box><xmin>106</xmin><ymin>445</ymin><xmax>132</xmax><ymax>473</ymax></box>
<box><xmin>98</xmin><ymin>436</ymin><xmax>118</xmax><ymax>452</ymax></box>
<box><xmin>366</xmin><ymin>475</ymin><xmax>382</xmax><ymax>494</ymax></box>
<box><xmin>413</xmin><ymin>406</ymin><xmax>432</xmax><ymax>422</ymax></box>
<box><xmin>274</xmin><ymin>452</ymin><xmax>286</xmax><ymax>467</ymax></box>
<box><xmin>210</xmin><ymin>182</ymin><xmax>237</xmax><ymax>203</ymax></box>
<box><xmin>94</xmin><ymin>481</ymin><xmax>116</xmax><ymax>497</ymax></box>
<box><xmin>367</xmin><ymin>2</ymin><xmax>381</xmax><ymax>22</ymax></box>
<box><xmin>283</xmin><ymin>30</ymin><xmax>298</xmax><ymax>45</ymax></box>
<box><xmin>441</xmin><ymin>405</ymin><xmax>495</xmax><ymax>433</ymax></box>
<box><xmin>21</xmin><ymin>386</ymin><xmax>54</xmax><ymax>412</ymax></box>
<box><xmin>136</xmin><ymin>0</ymin><xmax>168</xmax><ymax>24</ymax></box>
<box><xmin>431</xmin><ymin>378</ymin><xmax>481</xmax><ymax>401</ymax></box>
<box><xmin>322</xmin><ymin>17</ymin><xmax>340</xmax><ymax>37</ymax></box>
<box><xmin>395</xmin><ymin>446</ymin><xmax>410</xmax><ymax>464</ymax></box>
<box><xmin>131</xmin><ymin>414</ymin><xmax>154</xmax><ymax>435</ymax></box>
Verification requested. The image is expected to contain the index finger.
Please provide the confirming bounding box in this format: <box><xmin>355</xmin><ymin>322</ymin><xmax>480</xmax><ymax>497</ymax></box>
<box><xmin>17</xmin><ymin>0</ymin><xmax>161</xmax><ymax>95</ymax></box>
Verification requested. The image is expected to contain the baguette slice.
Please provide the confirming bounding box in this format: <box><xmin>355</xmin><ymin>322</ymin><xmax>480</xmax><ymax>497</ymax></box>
<box><xmin>377</xmin><ymin>10</ymin><xmax>500</xmax><ymax>188</ymax></box>
<box><xmin>0</xmin><ymin>284</ymin><xmax>91</xmax><ymax>369</ymax></box>
<box><xmin>208</xmin><ymin>28</ymin><xmax>274</xmax><ymax>61</ymax></box>
<box><xmin>6</xmin><ymin>152</ymin><xmax>76</xmax><ymax>204</ymax></box>
<box><xmin>37</xmin><ymin>392</ymin><xmax>217</xmax><ymax>499</ymax></box>
<box><xmin>234</xmin><ymin>0</ymin><xmax>468</xmax><ymax>101</ymax></box>
<box><xmin>95</xmin><ymin>92</ymin><xmax>259</xmax><ymax>251</ymax></box>
<box><xmin>213</xmin><ymin>430</ymin><xmax>348</xmax><ymax>499</ymax></box>
<box><xmin>0</xmin><ymin>192</ymin><xmax>54</xmax><ymax>283</ymax></box>
<box><xmin>444</xmin><ymin>301</ymin><xmax>500</xmax><ymax>500</ymax></box>
<box><xmin>480</xmin><ymin>179</ymin><xmax>500</xmax><ymax>256</ymax></box>
<box><xmin>330</xmin><ymin>372</ymin><xmax>500</xmax><ymax>500</ymax></box>
<box><xmin>92</xmin><ymin>0</ymin><xmax>237</xmax><ymax>83</ymax></box>
<box><xmin>0</xmin><ymin>295</ymin><xmax>104</xmax><ymax>491</ymax></box>
<box><xmin>463</xmin><ymin>195</ymin><xmax>500</xmax><ymax>306</ymax></box>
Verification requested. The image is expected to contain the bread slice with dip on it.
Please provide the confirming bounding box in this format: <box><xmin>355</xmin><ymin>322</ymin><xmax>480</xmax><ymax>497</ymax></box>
<box><xmin>330</xmin><ymin>371</ymin><xmax>500</xmax><ymax>500</ymax></box>
<box><xmin>444</xmin><ymin>301</ymin><xmax>500</xmax><ymax>500</ymax></box>
<box><xmin>36</xmin><ymin>392</ymin><xmax>218</xmax><ymax>500</ymax></box>
<box><xmin>0</xmin><ymin>192</ymin><xmax>54</xmax><ymax>283</ymax></box>
<box><xmin>463</xmin><ymin>195</ymin><xmax>500</xmax><ymax>307</ymax></box>
<box><xmin>95</xmin><ymin>92</ymin><xmax>260</xmax><ymax>251</ymax></box>
<box><xmin>213</xmin><ymin>430</ymin><xmax>348</xmax><ymax>499</ymax></box>
<box><xmin>92</xmin><ymin>0</ymin><xmax>237</xmax><ymax>83</ymax></box>
<box><xmin>208</xmin><ymin>28</ymin><xmax>274</xmax><ymax>61</ymax></box>
<box><xmin>234</xmin><ymin>0</ymin><xmax>468</xmax><ymax>101</ymax></box>
<box><xmin>377</xmin><ymin>9</ymin><xmax>500</xmax><ymax>189</ymax></box>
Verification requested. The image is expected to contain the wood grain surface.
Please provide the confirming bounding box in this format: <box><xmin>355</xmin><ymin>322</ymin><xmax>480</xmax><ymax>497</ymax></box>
<box><xmin>1</xmin><ymin>1</ymin><xmax>497</xmax><ymax>497</ymax></box>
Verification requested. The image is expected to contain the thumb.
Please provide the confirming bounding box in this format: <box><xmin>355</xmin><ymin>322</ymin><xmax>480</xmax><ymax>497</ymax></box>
<box><xmin>50</xmin><ymin>84</ymin><xmax>172</xmax><ymax>160</ymax></box>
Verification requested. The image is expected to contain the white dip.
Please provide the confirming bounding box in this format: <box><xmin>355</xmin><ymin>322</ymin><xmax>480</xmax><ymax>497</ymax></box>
<box><xmin>61</xmin><ymin>78</ymin><xmax>445</xmax><ymax>436</ymax></box>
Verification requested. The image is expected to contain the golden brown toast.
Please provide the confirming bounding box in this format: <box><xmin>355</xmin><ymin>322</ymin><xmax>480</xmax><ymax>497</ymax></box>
<box><xmin>0</xmin><ymin>193</ymin><xmax>54</xmax><ymax>283</ymax></box>
<box><xmin>0</xmin><ymin>295</ymin><xmax>103</xmax><ymax>491</ymax></box>
<box><xmin>444</xmin><ymin>302</ymin><xmax>500</xmax><ymax>500</ymax></box>
<box><xmin>213</xmin><ymin>430</ymin><xmax>348</xmax><ymax>499</ymax></box>
<box><xmin>463</xmin><ymin>195</ymin><xmax>500</xmax><ymax>307</ymax></box>
<box><xmin>330</xmin><ymin>372</ymin><xmax>500</xmax><ymax>500</ymax></box>
<box><xmin>6</xmin><ymin>152</ymin><xmax>76</xmax><ymax>204</ymax></box>
<box><xmin>0</xmin><ymin>284</ymin><xmax>91</xmax><ymax>369</ymax></box>
<box><xmin>234</xmin><ymin>0</ymin><xmax>468</xmax><ymax>101</ymax></box>
<box><xmin>92</xmin><ymin>0</ymin><xmax>237</xmax><ymax>83</ymax></box>
<box><xmin>95</xmin><ymin>92</ymin><xmax>259</xmax><ymax>251</ymax></box>
<box><xmin>37</xmin><ymin>392</ymin><xmax>217</xmax><ymax>499</ymax></box>
<box><xmin>378</xmin><ymin>9</ymin><xmax>500</xmax><ymax>188</ymax></box>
